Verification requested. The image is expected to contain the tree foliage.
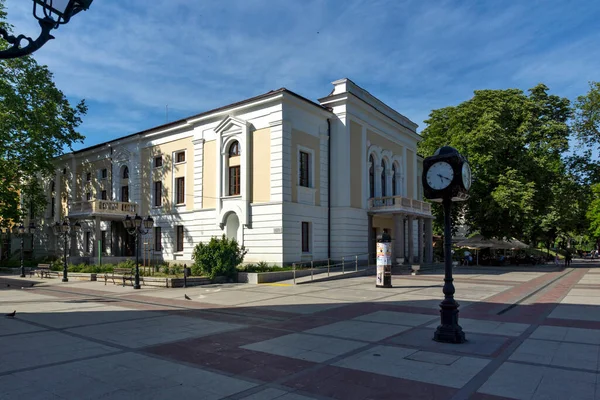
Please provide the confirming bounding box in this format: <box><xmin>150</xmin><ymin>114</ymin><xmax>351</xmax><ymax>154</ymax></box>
<box><xmin>418</xmin><ymin>84</ymin><xmax>576</xmax><ymax>243</ymax></box>
<box><xmin>0</xmin><ymin>0</ymin><xmax>87</xmax><ymax>225</ymax></box>
<box><xmin>574</xmin><ymin>81</ymin><xmax>600</xmax><ymax>149</ymax></box>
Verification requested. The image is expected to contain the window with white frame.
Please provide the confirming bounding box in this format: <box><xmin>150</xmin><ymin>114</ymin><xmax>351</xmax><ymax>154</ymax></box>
<box><xmin>175</xmin><ymin>151</ymin><xmax>185</xmax><ymax>163</ymax></box>
<box><xmin>154</xmin><ymin>227</ymin><xmax>162</xmax><ymax>251</ymax></box>
<box><xmin>175</xmin><ymin>177</ymin><xmax>185</xmax><ymax>204</ymax></box>
<box><xmin>227</xmin><ymin>140</ymin><xmax>241</xmax><ymax>196</ymax></box>
<box><xmin>176</xmin><ymin>225</ymin><xmax>184</xmax><ymax>252</ymax></box>
<box><xmin>153</xmin><ymin>156</ymin><xmax>163</xmax><ymax>168</ymax></box>
<box><xmin>153</xmin><ymin>181</ymin><xmax>162</xmax><ymax>207</ymax></box>
<box><xmin>298</xmin><ymin>147</ymin><xmax>314</xmax><ymax>188</ymax></box>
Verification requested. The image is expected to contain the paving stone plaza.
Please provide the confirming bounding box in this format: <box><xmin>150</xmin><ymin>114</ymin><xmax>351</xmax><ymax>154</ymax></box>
<box><xmin>1</xmin><ymin>264</ymin><xmax>600</xmax><ymax>400</ymax></box>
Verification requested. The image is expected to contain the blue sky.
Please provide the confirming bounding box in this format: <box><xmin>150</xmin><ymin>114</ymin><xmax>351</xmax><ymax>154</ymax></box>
<box><xmin>4</xmin><ymin>0</ymin><xmax>600</xmax><ymax>151</ymax></box>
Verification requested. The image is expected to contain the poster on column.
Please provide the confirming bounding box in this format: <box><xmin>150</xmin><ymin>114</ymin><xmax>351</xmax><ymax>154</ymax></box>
<box><xmin>376</xmin><ymin>242</ymin><xmax>392</xmax><ymax>284</ymax></box>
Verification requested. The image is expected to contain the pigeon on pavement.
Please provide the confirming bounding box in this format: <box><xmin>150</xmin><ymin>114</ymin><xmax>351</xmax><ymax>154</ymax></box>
<box><xmin>184</xmin><ymin>294</ymin><xmax>191</xmax><ymax>300</ymax></box>
<box><xmin>5</xmin><ymin>310</ymin><xmax>16</xmax><ymax>318</ymax></box>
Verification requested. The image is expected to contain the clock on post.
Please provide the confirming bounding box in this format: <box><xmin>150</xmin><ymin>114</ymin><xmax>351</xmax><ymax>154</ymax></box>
<box><xmin>422</xmin><ymin>146</ymin><xmax>471</xmax><ymax>344</ymax></box>
<box><xmin>422</xmin><ymin>146</ymin><xmax>471</xmax><ymax>202</ymax></box>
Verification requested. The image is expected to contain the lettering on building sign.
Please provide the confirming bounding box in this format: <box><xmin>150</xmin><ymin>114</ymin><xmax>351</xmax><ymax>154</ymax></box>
<box><xmin>372</xmin><ymin>198</ymin><xmax>394</xmax><ymax>207</ymax></box>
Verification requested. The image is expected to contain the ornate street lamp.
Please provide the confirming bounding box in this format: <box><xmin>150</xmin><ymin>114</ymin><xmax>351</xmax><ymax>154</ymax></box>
<box><xmin>0</xmin><ymin>0</ymin><xmax>93</xmax><ymax>59</ymax></box>
<box><xmin>53</xmin><ymin>219</ymin><xmax>81</xmax><ymax>282</ymax></box>
<box><xmin>123</xmin><ymin>214</ymin><xmax>154</xmax><ymax>289</ymax></box>
<box><xmin>16</xmin><ymin>222</ymin><xmax>36</xmax><ymax>278</ymax></box>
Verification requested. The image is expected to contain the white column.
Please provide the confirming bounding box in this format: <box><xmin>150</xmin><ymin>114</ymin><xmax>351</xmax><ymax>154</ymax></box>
<box><xmin>361</xmin><ymin>126</ymin><xmax>367</xmax><ymax>208</ymax></box>
<box><xmin>402</xmin><ymin>147</ymin><xmax>408</xmax><ymax>196</ymax></box>
<box><xmin>193</xmin><ymin>138</ymin><xmax>204</xmax><ymax>210</ymax></box>
<box><xmin>418</xmin><ymin>217</ymin><xmax>424</xmax><ymax>263</ymax></box>
<box><xmin>424</xmin><ymin>218</ymin><xmax>433</xmax><ymax>263</ymax></box>
<box><xmin>407</xmin><ymin>215</ymin><xmax>414</xmax><ymax>263</ymax></box>
<box><xmin>412</xmin><ymin>151</ymin><xmax>418</xmax><ymax>200</ymax></box>
<box><xmin>393</xmin><ymin>213</ymin><xmax>404</xmax><ymax>264</ymax></box>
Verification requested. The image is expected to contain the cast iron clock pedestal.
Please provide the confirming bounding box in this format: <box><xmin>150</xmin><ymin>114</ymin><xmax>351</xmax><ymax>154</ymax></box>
<box><xmin>422</xmin><ymin>146</ymin><xmax>471</xmax><ymax>344</ymax></box>
<box><xmin>434</xmin><ymin>197</ymin><xmax>466</xmax><ymax>343</ymax></box>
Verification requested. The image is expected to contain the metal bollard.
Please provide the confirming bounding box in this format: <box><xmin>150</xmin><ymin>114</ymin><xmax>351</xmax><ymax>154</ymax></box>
<box><xmin>311</xmin><ymin>261</ymin><xmax>314</xmax><ymax>281</ymax></box>
<box><xmin>293</xmin><ymin>263</ymin><xmax>296</xmax><ymax>285</ymax></box>
<box><xmin>342</xmin><ymin>257</ymin><xmax>345</xmax><ymax>274</ymax></box>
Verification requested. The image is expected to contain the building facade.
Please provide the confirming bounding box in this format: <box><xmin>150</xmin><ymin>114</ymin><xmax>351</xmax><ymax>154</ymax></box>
<box><xmin>29</xmin><ymin>78</ymin><xmax>433</xmax><ymax>266</ymax></box>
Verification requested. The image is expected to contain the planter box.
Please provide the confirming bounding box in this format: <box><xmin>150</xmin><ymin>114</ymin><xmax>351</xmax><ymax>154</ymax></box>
<box><xmin>238</xmin><ymin>268</ymin><xmax>327</xmax><ymax>284</ymax></box>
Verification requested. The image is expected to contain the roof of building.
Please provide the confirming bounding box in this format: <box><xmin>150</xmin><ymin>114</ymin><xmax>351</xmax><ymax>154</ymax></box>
<box><xmin>71</xmin><ymin>87</ymin><xmax>331</xmax><ymax>155</ymax></box>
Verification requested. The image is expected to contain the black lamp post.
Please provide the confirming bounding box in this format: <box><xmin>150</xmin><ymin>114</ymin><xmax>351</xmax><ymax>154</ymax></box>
<box><xmin>17</xmin><ymin>222</ymin><xmax>36</xmax><ymax>278</ymax></box>
<box><xmin>123</xmin><ymin>214</ymin><xmax>154</xmax><ymax>290</ymax></box>
<box><xmin>0</xmin><ymin>0</ymin><xmax>93</xmax><ymax>59</ymax></box>
<box><xmin>53</xmin><ymin>220</ymin><xmax>81</xmax><ymax>282</ymax></box>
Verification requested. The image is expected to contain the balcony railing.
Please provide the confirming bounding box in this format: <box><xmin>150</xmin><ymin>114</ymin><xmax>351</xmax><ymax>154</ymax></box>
<box><xmin>368</xmin><ymin>195</ymin><xmax>431</xmax><ymax>215</ymax></box>
<box><xmin>68</xmin><ymin>200</ymin><xmax>137</xmax><ymax>218</ymax></box>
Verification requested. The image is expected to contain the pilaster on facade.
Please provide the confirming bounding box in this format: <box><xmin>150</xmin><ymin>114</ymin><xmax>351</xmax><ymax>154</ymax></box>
<box><xmin>393</xmin><ymin>213</ymin><xmax>405</xmax><ymax>264</ymax></box>
<box><xmin>192</xmin><ymin>138</ymin><xmax>205</xmax><ymax>210</ymax></box>
<box><xmin>269</xmin><ymin>120</ymin><xmax>284</xmax><ymax>203</ymax></box>
<box><xmin>361</xmin><ymin>125</ymin><xmax>367</xmax><ymax>209</ymax></box>
<box><xmin>281</xmin><ymin>120</ymin><xmax>293</xmax><ymax>203</ymax></box>
<box><xmin>319</xmin><ymin>132</ymin><xmax>329</xmax><ymax>208</ymax></box>
<box><xmin>54</xmin><ymin>168</ymin><xmax>62</xmax><ymax>223</ymax></box>
<box><xmin>402</xmin><ymin>147</ymin><xmax>408</xmax><ymax>197</ymax></box>
<box><xmin>407</xmin><ymin>215</ymin><xmax>414</xmax><ymax>263</ymax></box>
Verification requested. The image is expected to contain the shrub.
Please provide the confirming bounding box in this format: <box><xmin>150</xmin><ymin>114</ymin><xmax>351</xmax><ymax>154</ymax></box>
<box><xmin>192</xmin><ymin>235</ymin><xmax>247</xmax><ymax>279</ymax></box>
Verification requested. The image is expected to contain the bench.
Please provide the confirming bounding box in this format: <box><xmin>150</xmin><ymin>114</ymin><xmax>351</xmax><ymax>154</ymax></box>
<box><xmin>35</xmin><ymin>264</ymin><xmax>52</xmax><ymax>278</ymax></box>
<box><xmin>104</xmin><ymin>268</ymin><xmax>135</xmax><ymax>286</ymax></box>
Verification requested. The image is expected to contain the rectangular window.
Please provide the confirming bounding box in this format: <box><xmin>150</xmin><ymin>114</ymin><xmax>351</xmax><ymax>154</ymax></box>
<box><xmin>299</xmin><ymin>151</ymin><xmax>310</xmax><ymax>187</ymax></box>
<box><xmin>86</xmin><ymin>192</ymin><xmax>92</xmax><ymax>201</ymax></box>
<box><xmin>301</xmin><ymin>222</ymin><xmax>310</xmax><ymax>253</ymax></box>
<box><xmin>101</xmin><ymin>231</ymin><xmax>107</xmax><ymax>254</ymax></box>
<box><xmin>176</xmin><ymin>151</ymin><xmax>185</xmax><ymax>163</ymax></box>
<box><xmin>153</xmin><ymin>181</ymin><xmax>162</xmax><ymax>206</ymax></box>
<box><xmin>101</xmin><ymin>168</ymin><xmax>108</xmax><ymax>179</ymax></box>
<box><xmin>154</xmin><ymin>227</ymin><xmax>162</xmax><ymax>251</ymax></box>
<box><xmin>176</xmin><ymin>225</ymin><xmax>184</xmax><ymax>252</ymax></box>
<box><xmin>229</xmin><ymin>166</ymin><xmax>240</xmax><ymax>196</ymax></box>
<box><xmin>121</xmin><ymin>185</ymin><xmax>129</xmax><ymax>202</ymax></box>
<box><xmin>85</xmin><ymin>231</ymin><xmax>91</xmax><ymax>254</ymax></box>
<box><xmin>101</xmin><ymin>190</ymin><xmax>107</xmax><ymax>200</ymax></box>
<box><xmin>86</xmin><ymin>172</ymin><xmax>91</xmax><ymax>182</ymax></box>
<box><xmin>176</xmin><ymin>177</ymin><xmax>185</xmax><ymax>204</ymax></box>
<box><xmin>154</xmin><ymin>156</ymin><xmax>162</xmax><ymax>168</ymax></box>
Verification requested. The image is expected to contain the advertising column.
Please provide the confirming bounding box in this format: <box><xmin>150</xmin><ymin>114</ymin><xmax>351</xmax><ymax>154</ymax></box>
<box><xmin>376</xmin><ymin>233</ymin><xmax>393</xmax><ymax>288</ymax></box>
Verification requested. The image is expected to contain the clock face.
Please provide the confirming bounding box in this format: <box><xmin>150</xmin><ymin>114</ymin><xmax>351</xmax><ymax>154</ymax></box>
<box><xmin>426</xmin><ymin>161</ymin><xmax>454</xmax><ymax>190</ymax></box>
<box><xmin>462</xmin><ymin>163</ymin><xmax>472</xmax><ymax>190</ymax></box>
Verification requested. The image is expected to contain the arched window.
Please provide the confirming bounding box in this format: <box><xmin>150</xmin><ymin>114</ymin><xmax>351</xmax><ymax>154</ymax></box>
<box><xmin>392</xmin><ymin>164</ymin><xmax>397</xmax><ymax>196</ymax></box>
<box><xmin>369</xmin><ymin>155</ymin><xmax>375</xmax><ymax>199</ymax></box>
<box><xmin>228</xmin><ymin>140</ymin><xmax>240</xmax><ymax>157</ymax></box>
<box><xmin>381</xmin><ymin>160</ymin><xmax>387</xmax><ymax>197</ymax></box>
<box><xmin>122</xmin><ymin>166</ymin><xmax>129</xmax><ymax>179</ymax></box>
<box><xmin>228</xmin><ymin>141</ymin><xmax>241</xmax><ymax>195</ymax></box>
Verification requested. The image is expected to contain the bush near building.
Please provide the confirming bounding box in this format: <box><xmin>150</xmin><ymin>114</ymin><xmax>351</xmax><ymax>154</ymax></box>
<box><xmin>192</xmin><ymin>235</ymin><xmax>247</xmax><ymax>279</ymax></box>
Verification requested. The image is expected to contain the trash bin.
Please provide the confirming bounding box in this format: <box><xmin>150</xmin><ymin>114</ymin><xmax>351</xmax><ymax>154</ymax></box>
<box><xmin>376</xmin><ymin>233</ymin><xmax>392</xmax><ymax>288</ymax></box>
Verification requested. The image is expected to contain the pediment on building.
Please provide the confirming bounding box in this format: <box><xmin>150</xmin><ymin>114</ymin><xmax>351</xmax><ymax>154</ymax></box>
<box><xmin>112</xmin><ymin>147</ymin><xmax>132</xmax><ymax>163</ymax></box>
<box><xmin>215</xmin><ymin>115</ymin><xmax>249</xmax><ymax>153</ymax></box>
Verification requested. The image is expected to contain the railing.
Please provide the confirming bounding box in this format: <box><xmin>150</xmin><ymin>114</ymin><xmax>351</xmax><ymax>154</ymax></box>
<box><xmin>291</xmin><ymin>252</ymin><xmax>373</xmax><ymax>284</ymax></box>
<box><xmin>68</xmin><ymin>200</ymin><xmax>137</xmax><ymax>217</ymax></box>
<box><xmin>368</xmin><ymin>195</ymin><xmax>431</xmax><ymax>214</ymax></box>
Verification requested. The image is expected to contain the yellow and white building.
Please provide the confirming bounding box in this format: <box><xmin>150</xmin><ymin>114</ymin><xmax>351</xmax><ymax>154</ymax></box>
<box><xmin>32</xmin><ymin>78</ymin><xmax>433</xmax><ymax>266</ymax></box>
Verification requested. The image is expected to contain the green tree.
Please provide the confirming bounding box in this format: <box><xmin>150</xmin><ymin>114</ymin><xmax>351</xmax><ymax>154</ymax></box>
<box><xmin>574</xmin><ymin>81</ymin><xmax>600</xmax><ymax>149</ymax></box>
<box><xmin>586</xmin><ymin>184</ymin><xmax>600</xmax><ymax>250</ymax></box>
<box><xmin>0</xmin><ymin>0</ymin><xmax>87</xmax><ymax>225</ymax></box>
<box><xmin>418</xmin><ymin>84</ymin><xmax>574</xmax><ymax>243</ymax></box>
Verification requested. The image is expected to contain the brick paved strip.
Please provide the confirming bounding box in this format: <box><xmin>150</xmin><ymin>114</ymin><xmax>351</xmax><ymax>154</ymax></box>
<box><xmin>284</xmin><ymin>364</ymin><xmax>457</xmax><ymax>400</ymax></box>
<box><xmin>462</xmin><ymin>269</ymin><xmax>571</xmax><ymax>317</ymax></box>
<box><xmin>143</xmin><ymin>326</ymin><xmax>316</xmax><ymax>381</ymax></box>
